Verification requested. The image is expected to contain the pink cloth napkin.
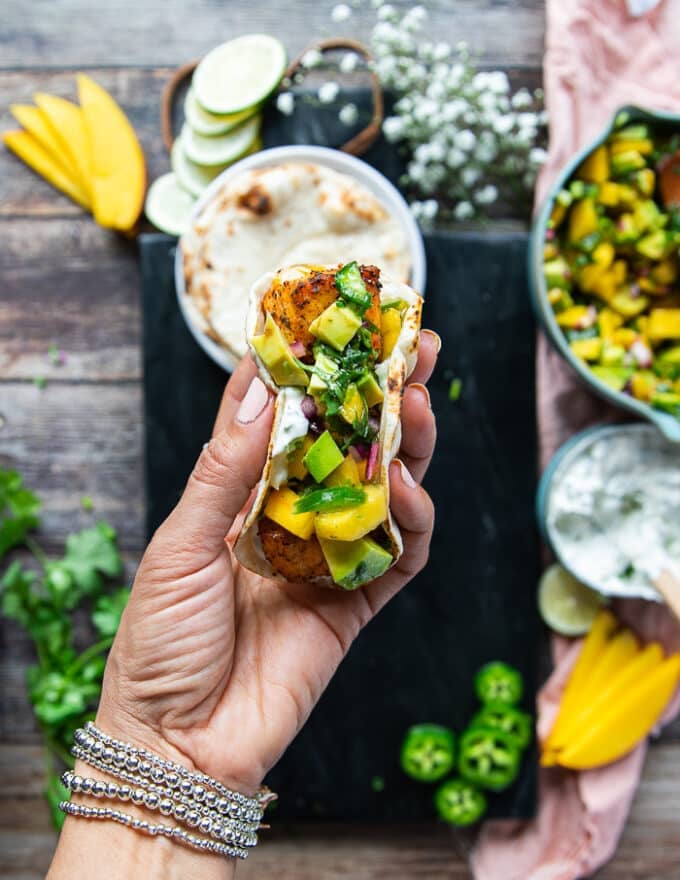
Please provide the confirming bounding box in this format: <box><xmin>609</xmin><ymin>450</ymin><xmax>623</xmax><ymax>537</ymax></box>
<box><xmin>472</xmin><ymin>1</ymin><xmax>680</xmax><ymax>877</ymax></box>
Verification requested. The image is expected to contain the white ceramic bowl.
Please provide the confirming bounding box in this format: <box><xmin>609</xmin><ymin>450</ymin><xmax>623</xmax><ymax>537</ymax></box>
<box><xmin>175</xmin><ymin>145</ymin><xmax>427</xmax><ymax>373</ymax></box>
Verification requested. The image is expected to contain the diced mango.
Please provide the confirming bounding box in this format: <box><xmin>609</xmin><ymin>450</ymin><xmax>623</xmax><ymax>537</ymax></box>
<box><xmin>647</xmin><ymin>309</ymin><xmax>680</xmax><ymax>341</ymax></box>
<box><xmin>592</xmin><ymin>242</ymin><xmax>615</xmax><ymax>270</ymax></box>
<box><xmin>264</xmin><ymin>488</ymin><xmax>316</xmax><ymax>540</ymax></box>
<box><xmin>598</xmin><ymin>308</ymin><xmax>624</xmax><ymax>339</ymax></box>
<box><xmin>568</xmin><ymin>197</ymin><xmax>599</xmax><ymax>243</ymax></box>
<box><xmin>549</xmin><ymin>202</ymin><xmax>567</xmax><ymax>229</ymax></box>
<box><xmin>324</xmin><ymin>455</ymin><xmax>361</xmax><ymax>488</ymax></box>
<box><xmin>556</xmin><ymin>305</ymin><xmax>593</xmax><ymax>329</ymax></box>
<box><xmin>611</xmin><ymin>328</ymin><xmax>639</xmax><ymax>348</ymax></box>
<box><xmin>315</xmin><ymin>484</ymin><xmax>387</xmax><ymax>541</ymax></box>
<box><xmin>597</xmin><ymin>181</ymin><xmax>620</xmax><ymax>207</ymax></box>
<box><xmin>609</xmin><ymin>138</ymin><xmax>654</xmax><ymax>156</ymax></box>
<box><xmin>381</xmin><ymin>309</ymin><xmax>402</xmax><ymax>360</ymax></box>
<box><xmin>287</xmin><ymin>435</ymin><xmax>314</xmax><ymax>481</ymax></box>
<box><xmin>577</xmin><ymin>145</ymin><xmax>610</xmax><ymax>183</ymax></box>
<box><xmin>630</xmin><ymin>371</ymin><xmax>658</xmax><ymax>402</ymax></box>
<box><xmin>652</xmin><ymin>259</ymin><xmax>678</xmax><ymax>286</ymax></box>
<box><xmin>611</xmin><ymin>290</ymin><xmax>649</xmax><ymax>318</ymax></box>
<box><xmin>570</xmin><ymin>337</ymin><xmax>602</xmax><ymax>361</ymax></box>
<box><xmin>340</xmin><ymin>384</ymin><xmax>367</xmax><ymax>428</ymax></box>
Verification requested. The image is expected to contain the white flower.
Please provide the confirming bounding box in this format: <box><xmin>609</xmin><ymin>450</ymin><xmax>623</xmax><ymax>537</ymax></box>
<box><xmin>447</xmin><ymin>148</ymin><xmax>466</xmax><ymax>168</ymax></box>
<box><xmin>456</xmin><ymin>40</ymin><xmax>469</xmax><ymax>52</ymax></box>
<box><xmin>426</xmin><ymin>80</ymin><xmax>446</xmax><ymax>101</ymax></box>
<box><xmin>276</xmin><ymin>92</ymin><xmax>295</xmax><ymax>116</ymax></box>
<box><xmin>454</xmin><ymin>129</ymin><xmax>476</xmax><ymax>151</ymax></box>
<box><xmin>476</xmin><ymin>142</ymin><xmax>498</xmax><ymax>163</ymax></box>
<box><xmin>339</xmin><ymin>52</ymin><xmax>360</xmax><ymax>74</ymax></box>
<box><xmin>518</xmin><ymin>112</ymin><xmax>538</xmax><ymax>130</ymax></box>
<box><xmin>474</xmin><ymin>184</ymin><xmax>498</xmax><ymax>205</ymax></box>
<box><xmin>382</xmin><ymin>116</ymin><xmax>404</xmax><ymax>142</ymax></box>
<box><xmin>511</xmin><ymin>88</ymin><xmax>532</xmax><ymax>109</ymax></box>
<box><xmin>402</xmin><ymin>4</ymin><xmax>428</xmax><ymax>30</ymax></box>
<box><xmin>432</xmin><ymin>42</ymin><xmax>450</xmax><ymax>61</ymax></box>
<box><xmin>318</xmin><ymin>82</ymin><xmax>340</xmax><ymax>104</ymax></box>
<box><xmin>421</xmin><ymin>198</ymin><xmax>438</xmax><ymax>219</ymax></box>
<box><xmin>454</xmin><ymin>200</ymin><xmax>474</xmax><ymax>220</ymax></box>
<box><xmin>486</xmin><ymin>71</ymin><xmax>510</xmax><ymax>94</ymax></box>
<box><xmin>378</xmin><ymin>3</ymin><xmax>396</xmax><ymax>20</ymax></box>
<box><xmin>407</xmin><ymin>161</ymin><xmax>427</xmax><ymax>183</ymax></box>
<box><xmin>441</xmin><ymin>98</ymin><xmax>467</xmax><ymax>121</ymax></box>
<box><xmin>478</xmin><ymin>90</ymin><xmax>500</xmax><ymax>112</ymax></box>
<box><xmin>301</xmin><ymin>48</ymin><xmax>322</xmax><ymax>69</ymax></box>
<box><xmin>493</xmin><ymin>114</ymin><xmax>514</xmax><ymax>135</ymax></box>
<box><xmin>529</xmin><ymin>146</ymin><xmax>548</xmax><ymax>165</ymax></box>
<box><xmin>331</xmin><ymin>3</ymin><xmax>352</xmax><ymax>22</ymax></box>
<box><xmin>461</xmin><ymin>166</ymin><xmax>481</xmax><ymax>187</ymax></box>
<box><xmin>339</xmin><ymin>103</ymin><xmax>358</xmax><ymax>125</ymax></box>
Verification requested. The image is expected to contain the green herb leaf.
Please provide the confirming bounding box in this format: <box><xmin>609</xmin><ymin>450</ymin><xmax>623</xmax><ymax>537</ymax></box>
<box><xmin>80</xmin><ymin>495</ymin><xmax>94</xmax><ymax>511</ymax></box>
<box><xmin>448</xmin><ymin>378</ymin><xmax>463</xmax><ymax>401</ymax></box>
<box><xmin>294</xmin><ymin>486</ymin><xmax>366</xmax><ymax>513</ymax></box>
<box><xmin>92</xmin><ymin>587</ymin><xmax>130</xmax><ymax>637</ymax></box>
<box><xmin>0</xmin><ymin>468</ymin><xmax>41</xmax><ymax>558</ymax></box>
<box><xmin>59</xmin><ymin>522</ymin><xmax>123</xmax><ymax>601</ymax></box>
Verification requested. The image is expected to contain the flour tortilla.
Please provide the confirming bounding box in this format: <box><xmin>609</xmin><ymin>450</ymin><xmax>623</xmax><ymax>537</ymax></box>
<box><xmin>234</xmin><ymin>265</ymin><xmax>423</xmax><ymax>588</ymax></box>
<box><xmin>180</xmin><ymin>163</ymin><xmax>411</xmax><ymax>360</ymax></box>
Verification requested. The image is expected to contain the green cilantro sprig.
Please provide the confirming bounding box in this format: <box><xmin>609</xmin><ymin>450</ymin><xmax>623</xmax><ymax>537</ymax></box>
<box><xmin>0</xmin><ymin>467</ymin><xmax>130</xmax><ymax>829</ymax></box>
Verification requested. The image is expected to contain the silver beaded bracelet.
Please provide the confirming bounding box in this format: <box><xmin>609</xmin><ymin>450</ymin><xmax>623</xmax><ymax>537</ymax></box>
<box><xmin>60</xmin><ymin>723</ymin><xmax>277</xmax><ymax>861</ymax></box>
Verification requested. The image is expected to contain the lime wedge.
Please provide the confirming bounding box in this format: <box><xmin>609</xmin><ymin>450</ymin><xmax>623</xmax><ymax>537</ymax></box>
<box><xmin>538</xmin><ymin>563</ymin><xmax>606</xmax><ymax>636</ymax></box>
<box><xmin>184</xmin><ymin>87</ymin><xmax>259</xmax><ymax>137</ymax></box>
<box><xmin>192</xmin><ymin>34</ymin><xmax>286</xmax><ymax>116</ymax></box>
<box><xmin>144</xmin><ymin>173</ymin><xmax>196</xmax><ymax>237</ymax></box>
<box><xmin>171</xmin><ymin>136</ymin><xmax>262</xmax><ymax>197</ymax></box>
<box><xmin>180</xmin><ymin>115</ymin><xmax>260</xmax><ymax>167</ymax></box>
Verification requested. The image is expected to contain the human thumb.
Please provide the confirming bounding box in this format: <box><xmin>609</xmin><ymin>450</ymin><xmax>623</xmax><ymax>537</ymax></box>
<box><xmin>153</xmin><ymin>376</ymin><xmax>274</xmax><ymax>567</ymax></box>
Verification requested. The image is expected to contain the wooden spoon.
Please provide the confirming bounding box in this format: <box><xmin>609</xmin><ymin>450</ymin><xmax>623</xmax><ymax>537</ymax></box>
<box><xmin>658</xmin><ymin>150</ymin><xmax>680</xmax><ymax>208</ymax></box>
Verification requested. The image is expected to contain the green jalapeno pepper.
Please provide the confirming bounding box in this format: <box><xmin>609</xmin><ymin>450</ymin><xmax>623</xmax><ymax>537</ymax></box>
<box><xmin>294</xmin><ymin>486</ymin><xmax>366</xmax><ymax>513</ymax></box>
<box><xmin>470</xmin><ymin>702</ymin><xmax>533</xmax><ymax>751</ymax></box>
<box><xmin>474</xmin><ymin>661</ymin><xmax>524</xmax><ymax>706</ymax></box>
<box><xmin>335</xmin><ymin>262</ymin><xmax>372</xmax><ymax>314</ymax></box>
<box><xmin>400</xmin><ymin>724</ymin><xmax>456</xmax><ymax>783</ymax></box>
<box><xmin>434</xmin><ymin>777</ymin><xmax>487</xmax><ymax>826</ymax></box>
<box><xmin>458</xmin><ymin>726</ymin><xmax>521</xmax><ymax>792</ymax></box>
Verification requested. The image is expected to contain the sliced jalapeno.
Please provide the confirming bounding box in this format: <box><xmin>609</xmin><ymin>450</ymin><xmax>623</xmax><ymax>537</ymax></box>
<box><xmin>294</xmin><ymin>486</ymin><xmax>366</xmax><ymax>513</ymax></box>
<box><xmin>474</xmin><ymin>661</ymin><xmax>524</xmax><ymax>706</ymax></box>
<box><xmin>335</xmin><ymin>262</ymin><xmax>372</xmax><ymax>314</ymax></box>
<box><xmin>434</xmin><ymin>778</ymin><xmax>487</xmax><ymax>827</ymax></box>
<box><xmin>470</xmin><ymin>702</ymin><xmax>533</xmax><ymax>751</ymax></box>
<box><xmin>400</xmin><ymin>723</ymin><xmax>456</xmax><ymax>783</ymax></box>
<box><xmin>458</xmin><ymin>726</ymin><xmax>521</xmax><ymax>792</ymax></box>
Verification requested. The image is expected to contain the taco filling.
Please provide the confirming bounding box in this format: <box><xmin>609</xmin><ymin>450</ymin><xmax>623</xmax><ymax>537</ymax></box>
<box><xmin>249</xmin><ymin>262</ymin><xmax>410</xmax><ymax>590</ymax></box>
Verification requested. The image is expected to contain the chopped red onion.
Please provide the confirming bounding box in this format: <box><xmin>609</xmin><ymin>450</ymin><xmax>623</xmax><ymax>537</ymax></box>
<box><xmin>349</xmin><ymin>443</ymin><xmax>370</xmax><ymax>461</ymax></box>
<box><xmin>545</xmin><ymin>228</ymin><xmax>556</xmax><ymax>241</ymax></box>
<box><xmin>368</xmin><ymin>414</ymin><xmax>381</xmax><ymax>434</ymax></box>
<box><xmin>301</xmin><ymin>395</ymin><xmax>317</xmax><ymax>420</ymax></box>
<box><xmin>630</xmin><ymin>339</ymin><xmax>652</xmax><ymax>368</ymax></box>
<box><xmin>290</xmin><ymin>340</ymin><xmax>306</xmax><ymax>358</ymax></box>
<box><xmin>366</xmin><ymin>442</ymin><xmax>380</xmax><ymax>481</ymax></box>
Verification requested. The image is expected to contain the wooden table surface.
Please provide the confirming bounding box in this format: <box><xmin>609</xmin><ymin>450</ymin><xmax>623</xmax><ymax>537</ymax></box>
<box><xmin>1</xmin><ymin>2</ymin><xmax>679</xmax><ymax>877</ymax></box>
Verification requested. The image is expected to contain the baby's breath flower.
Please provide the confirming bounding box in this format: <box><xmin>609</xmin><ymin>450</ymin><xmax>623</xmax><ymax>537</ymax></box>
<box><xmin>383</xmin><ymin>116</ymin><xmax>405</xmax><ymax>141</ymax></box>
<box><xmin>461</xmin><ymin>166</ymin><xmax>481</xmax><ymax>187</ymax></box>
<box><xmin>339</xmin><ymin>103</ymin><xmax>359</xmax><ymax>125</ymax></box>
<box><xmin>454</xmin><ymin>200</ymin><xmax>474</xmax><ymax>220</ymax></box>
<box><xmin>421</xmin><ymin>198</ymin><xmax>438</xmax><ymax>219</ymax></box>
<box><xmin>474</xmin><ymin>184</ymin><xmax>498</xmax><ymax>205</ymax></box>
<box><xmin>377</xmin><ymin>3</ymin><xmax>397</xmax><ymax>20</ymax></box>
<box><xmin>331</xmin><ymin>3</ymin><xmax>352</xmax><ymax>22</ymax></box>
<box><xmin>492</xmin><ymin>114</ymin><xmax>514</xmax><ymax>135</ymax></box>
<box><xmin>318</xmin><ymin>81</ymin><xmax>340</xmax><ymax>104</ymax></box>
<box><xmin>339</xmin><ymin>52</ymin><xmax>360</xmax><ymax>73</ymax></box>
<box><xmin>453</xmin><ymin>129</ymin><xmax>476</xmax><ymax>151</ymax></box>
<box><xmin>529</xmin><ymin>146</ymin><xmax>548</xmax><ymax>165</ymax></box>
<box><xmin>510</xmin><ymin>88</ymin><xmax>532</xmax><ymax>109</ymax></box>
<box><xmin>301</xmin><ymin>48</ymin><xmax>322</xmax><ymax>69</ymax></box>
<box><xmin>276</xmin><ymin>92</ymin><xmax>295</xmax><ymax>116</ymax></box>
<box><xmin>446</xmin><ymin>148</ymin><xmax>466</xmax><ymax>168</ymax></box>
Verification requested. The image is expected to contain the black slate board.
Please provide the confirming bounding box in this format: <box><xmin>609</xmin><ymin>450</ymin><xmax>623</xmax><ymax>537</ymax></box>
<box><xmin>140</xmin><ymin>230</ymin><xmax>539</xmax><ymax>821</ymax></box>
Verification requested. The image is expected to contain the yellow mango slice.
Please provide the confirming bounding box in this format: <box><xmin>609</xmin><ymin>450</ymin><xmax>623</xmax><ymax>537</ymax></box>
<box><xmin>2</xmin><ymin>129</ymin><xmax>90</xmax><ymax>209</ymax></box>
<box><xmin>315</xmin><ymin>485</ymin><xmax>387</xmax><ymax>541</ymax></box>
<box><xmin>556</xmin><ymin>653</ymin><xmax>680</xmax><ymax>769</ymax></box>
<box><xmin>77</xmin><ymin>74</ymin><xmax>146</xmax><ymax>231</ymax></box>
<box><xmin>9</xmin><ymin>103</ymin><xmax>84</xmax><ymax>190</ymax></box>
<box><xmin>568</xmin><ymin>197</ymin><xmax>598</xmax><ymax>243</ymax></box>
<box><xmin>549</xmin><ymin>642</ymin><xmax>664</xmax><ymax>753</ymax></box>
<box><xmin>578</xmin><ymin>628</ymin><xmax>639</xmax><ymax>705</ymax></box>
<box><xmin>647</xmin><ymin>309</ymin><xmax>680</xmax><ymax>341</ymax></box>
<box><xmin>34</xmin><ymin>93</ymin><xmax>92</xmax><ymax>199</ymax></box>
<box><xmin>264</xmin><ymin>488</ymin><xmax>315</xmax><ymax>540</ymax></box>
<box><xmin>577</xmin><ymin>145</ymin><xmax>610</xmax><ymax>183</ymax></box>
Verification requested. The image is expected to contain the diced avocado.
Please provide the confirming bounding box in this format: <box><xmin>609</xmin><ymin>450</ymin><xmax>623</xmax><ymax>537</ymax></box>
<box><xmin>577</xmin><ymin>145</ymin><xmax>610</xmax><ymax>183</ymax></box>
<box><xmin>315</xmin><ymin>484</ymin><xmax>387</xmax><ymax>541</ymax></box>
<box><xmin>647</xmin><ymin>309</ymin><xmax>680</xmax><ymax>341</ymax></box>
<box><xmin>549</xmin><ymin>202</ymin><xmax>567</xmax><ymax>229</ymax></box>
<box><xmin>318</xmin><ymin>535</ymin><xmax>393</xmax><ymax>590</ymax></box>
<box><xmin>611</xmin><ymin>124</ymin><xmax>650</xmax><ymax>142</ymax></box>
<box><xmin>309</xmin><ymin>301</ymin><xmax>362</xmax><ymax>351</ymax></box>
<box><xmin>659</xmin><ymin>345</ymin><xmax>680</xmax><ymax>365</ymax></box>
<box><xmin>610</xmin><ymin>137</ymin><xmax>653</xmax><ymax>157</ymax></box>
<box><xmin>324</xmin><ymin>454</ymin><xmax>361</xmax><ymax>488</ymax></box>
<box><xmin>568</xmin><ymin>197</ymin><xmax>599</xmax><ymax>243</ymax></box>
<box><xmin>651</xmin><ymin>391</ymin><xmax>680</xmax><ymax>417</ymax></box>
<box><xmin>340</xmin><ymin>383</ymin><xmax>367</xmax><ymax>428</ymax></box>
<box><xmin>568</xmin><ymin>180</ymin><xmax>587</xmax><ymax>200</ymax></box>
<box><xmin>308</xmin><ymin>352</ymin><xmax>339</xmax><ymax>396</ymax></box>
<box><xmin>590</xmin><ymin>365</ymin><xmax>633</xmax><ymax>391</ymax></box>
<box><xmin>610</xmin><ymin>289</ymin><xmax>650</xmax><ymax>318</ymax></box>
<box><xmin>264</xmin><ymin>488</ymin><xmax>315</xmax><ymax>540</ymax></box>
<box><xmin>303</xmin><ymin>430</ymin><xmax>344</xmax><ymax>483</ymax></box>
<box><xmin>611</xmin><ymin>149</ymin><xmax>647</xmax><ymax>177</ymax></box>
<box><xmin>357</xmin><ymin>372</ymin><xmax>384</xmax><ymax>407</ymax></box>
<box><xmin>544</xmin><ymin>257</ymin><xmax>571</xmax><ymax>290</ymax></box>
<box><xmin>636</xmin><ymin>231</ymin><xmax>671</xmax><ymax>261</ymax></box>
<box><xmin>547</xmin><ymin>287</ymin><xmax>574</xmax><ymax>312</ymax></box>
<box><xmin>651</xmin><ymin>258</ymin><xmax>678</xmax><ymax>286</ymax></box>
<box><xmin>613</xmin><ymin>213</ymin><xmax>639</xmax><ymax>244</ymax></box>
<box><xmin>632</xmin><ymin>168</ymin><xmax>655</xmax><ymax>197</ymax></box>
<box><xmin>600</xmin><ymin>341</ymin><xmax>626</xmax><ymax>366</ymax></box>
<box><xmin>633</xmin><ymin>199</ymin><xmax>664</xmax><ymax>233</ymax></box>
<box><xmin>570</xmin><ymin>337</ymin><xmax>602</xmax><ymax>362</ymax></box>
<box><xmin>381</xmin><ymin>308</ymin><xmax>402</xmax><ymax>360</ymax></box>
<box><xmin>287</xmin><ymin>435</ymin><xmax>314</xmax><ymax>481</ymax></box>
<box><xmin>252</xmin><ymin>313</ymin><xmax>308</xmax><ymax>387</ymax></box>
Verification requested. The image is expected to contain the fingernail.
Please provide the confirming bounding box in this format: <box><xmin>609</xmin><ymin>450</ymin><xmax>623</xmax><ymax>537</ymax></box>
<box><xmin>422</xmin><ymin>329</ymin><xmax>441</xmax><ymax>354</ymax></box>
<box><xmin>397</xmin><ymin>459</ymin><xmax>417</xmax><ymax>489</ymax></box>
<box><xmin>410</xmin><ymin>383</ymin><xmax>431</xmax><ymax>409</ymax></box>
<box><xmin>237</xmin><ymin>377</ymin><xmax>269</xmax><ymax>424</ymax></box>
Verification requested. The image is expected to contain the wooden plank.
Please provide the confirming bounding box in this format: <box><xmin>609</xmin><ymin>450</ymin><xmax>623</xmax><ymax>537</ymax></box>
<box><xmin>0</xmin><ymin>383</ymin><xmax>144</xmax><ymax>548</ymax></box>
<box><xmin>0</xmin><ymin>0</ymin><xmax>545</xmax><ymax>70</ymax></box>
<box><xmin>0</xmin><ymin>217</ymin><xmax>141</xmax><ymax>381</ymax></box>
<box><xmin>2</xmin><ymin>743</ymin><xmax>680</xmax><ymax>879</ymax></box>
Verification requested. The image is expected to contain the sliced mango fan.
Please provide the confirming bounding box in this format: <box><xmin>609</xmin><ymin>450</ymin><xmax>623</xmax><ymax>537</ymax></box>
<box><xmin>3</xmin><ymin>74</ymin><xmax>145</xmax><ymax>233</ymax></box>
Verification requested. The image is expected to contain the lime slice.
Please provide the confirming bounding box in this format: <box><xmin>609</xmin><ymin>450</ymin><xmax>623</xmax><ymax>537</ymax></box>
<box><xmin>192</xmin><ymin>34</ymin><xmax>286</xmax><ymax>115</ymax></box>
<box><xmin>538</xmin><ymin>563</ymin><xmax>606</xmax><ymax>636</ymax></box>
<box><xmin>144</xmin><ymin>173</ymin><xmax>196</xmax><ymax>237</ymax></box>
<box><xmin>184</xmin><ymin>87</ymin><xmax>259</xmax><ymax>137</ymax></box>
<box><xmin>171</xmin><ymin>137</ymin><xmax>262</xmax><ymax>197</ymax></box>
<box><xmin>180</xmin><ymin>115</ymin><xmax>260</xmax><ymax>167</ymax></box>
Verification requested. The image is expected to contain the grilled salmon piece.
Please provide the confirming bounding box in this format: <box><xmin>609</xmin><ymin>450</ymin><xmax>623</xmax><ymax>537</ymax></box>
<box><xmin>258</xmin><ymin>516</ymin><xmax>330</xmax><ymax>581</ymax></box>
<box><xmin>262</xmin><ymin>264</ymin><xmax>382</xmax><ymax>356</ymax></box>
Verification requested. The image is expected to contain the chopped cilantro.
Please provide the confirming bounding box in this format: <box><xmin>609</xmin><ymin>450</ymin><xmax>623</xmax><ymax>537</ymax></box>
<box><xmin>34</xmin><ymin>376</ymin><xmax>47</xmax><ymax>390</ymax></box>
<box><xmin>448</xmin><ymin>378</ymin><xmax>463</xmax><ymax>401</ymax></box>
